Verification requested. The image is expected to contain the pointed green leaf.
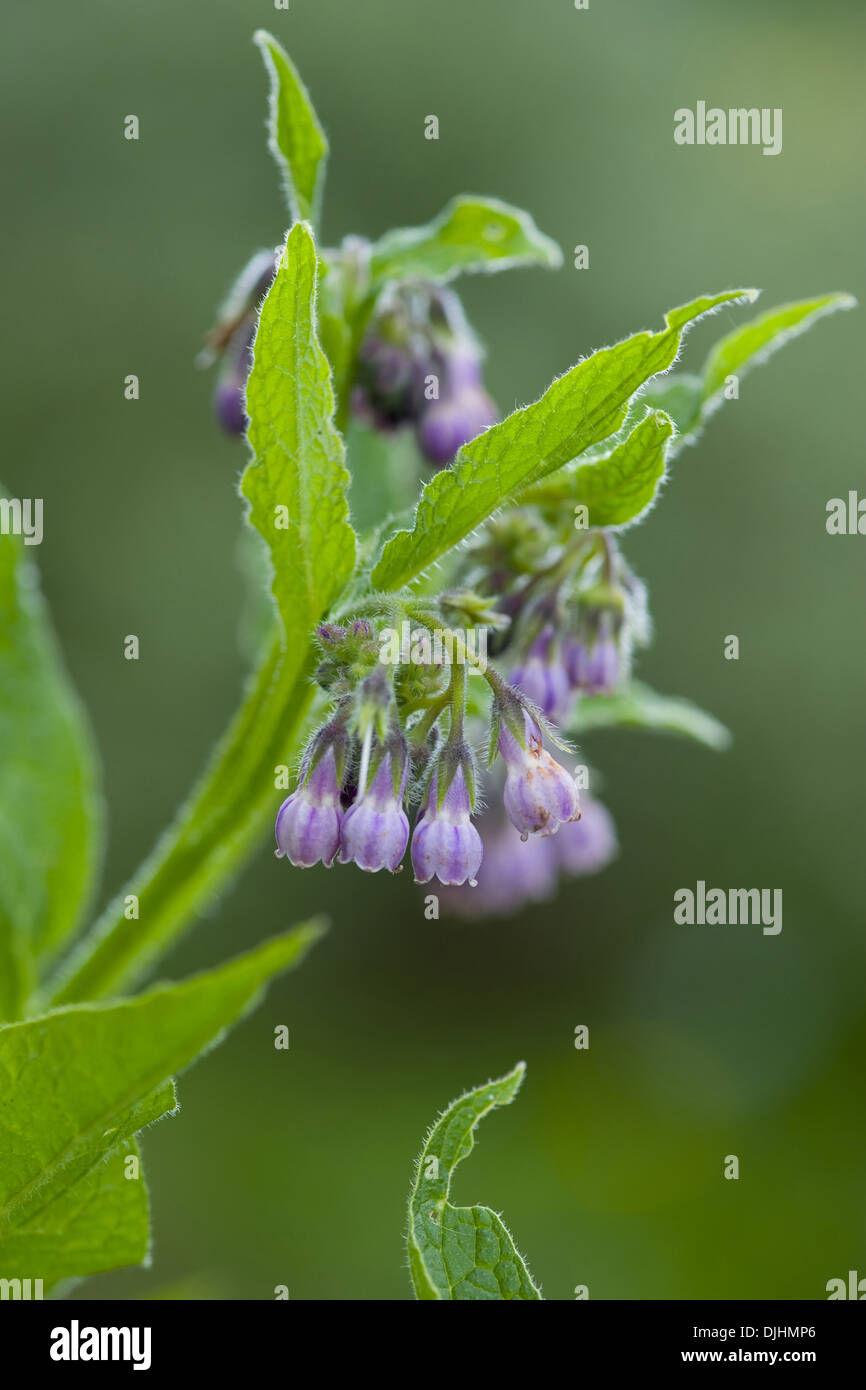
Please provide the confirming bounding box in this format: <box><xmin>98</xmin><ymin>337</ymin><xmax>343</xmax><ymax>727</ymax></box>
<box><xmin>44</xmin><ymin>227</ymin><xmax>345</xmax><ymax>1007</ymax></box>
<box><xmin>254</xmin><ymin>30</ymin><xmax>328</xmax><ymax>225</ymax></box>
<box><xmin>45</xmin><ymin>225</ymin><xmax>342</xmax><ymax>1007</ymax></box>
<box><xmin>522</xmin><ymin>408</ymin><xmax>674</xmax><ymax>527</ymax></box>
<box><xmin>242</xmin><ymin>221</ymin><xmax>356</xmax><ymax>657</ymax></box>
<box><xmin>368</xmin><ymin>195</ymin><xmax>562</xmax><ymax>287</ymax></box>
<box><xmin>574</xmin><ymin>681</ymin><xmax>731</xmax><ymax>751</ymax></box>
<box><xmin>407</xmin><ymin>1062</ymin><xmax>541</xmax><ymax>1300</ymax></box>
<box><xmin>0</xmin><ymin>921</ymin><xmax>323</xmax><ymax>1289</ymax></box>
<box><xmin>373</xmin><ymin>289</ymin><xmax>755</xmax><ymax>591</ymax></box>
<box><xmin>642</xmin><ymin>292</ymin><xmax>856</xmax><ymax>449</ymax></box>
<box><xmin>700</xmin><ymin>291</ymin><xmax>855</xmax><ymax>405</ymax></box>
<box><xmin>0</xmin><ymin>526</ymin><xmax>103</xmax><ymax>1018</ymax></box>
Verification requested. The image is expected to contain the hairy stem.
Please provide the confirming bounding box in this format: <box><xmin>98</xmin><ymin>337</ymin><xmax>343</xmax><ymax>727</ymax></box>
<box><xmin>410</xmin><ymin>687</ymin><xmax>451</xmax><ymax>745</ymax></box>
<box><xmin>447</xmin><ymin>662</ymin><xmax>467</xmax><ymax>744</ymax></box>
<box><xmin>407</xmin><ymin>607</ymin><xmax>506</xmax><ymax>699</ymax></box>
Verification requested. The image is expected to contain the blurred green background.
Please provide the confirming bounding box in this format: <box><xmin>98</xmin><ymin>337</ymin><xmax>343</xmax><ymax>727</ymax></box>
<box><xmin>3</xmin><ymin>0</ymin><xmax>864</xmax><ymax>1299</ymax></box>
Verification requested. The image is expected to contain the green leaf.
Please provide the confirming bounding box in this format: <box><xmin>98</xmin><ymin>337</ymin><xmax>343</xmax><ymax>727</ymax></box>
<box><xmin>407</xmin><ymin>1062</ymin><xmax>541</xmax><ymax>1300</ymax></box>
<box><xmin>642</xmin><ymin>292</ymin><xmax>856</xmax><ymax>449</ymax></box>
<box><xmin>368</xmin><ymin>195</ymin><xmax>562</xmax><ymax>287</ymax></box>
<box><xmin>242</xmin><ymin>221</ymin><xmax>356</xmax><ymax>654</ymax></box>
<box><xmin>44</xmin><ymin>224</ymin><xmax>345</xmax><ymax>1006</ymax></box>
<box><xmin>0</xmin><ymin>922</ymin><xmax>323</xmax><ymax>1290</ymax></box>
<box><xmin>700</xmin><ymin>291</ymin><xmax>855</xmax><ymax>405</ymax></box>
<box><xmin>574</xmin><ymin>681</ymin><xmax>731</xmax><ymax>751</ymax></box>
<box><xmin>0</xmin><ymin>527</ymin><xmax>103</xmax><ymax>1018</ymax></box>
<box><xmin>0</xmin><ymin>1139</ymin><xmax>150</xmax><ymax>1293</ymax></box>
<box><xmin>254</xmin><ymin>30</ymin><xmax>328</xmax><ymax>225</ymax></box>
<box><xmin>373</xmin><ymin>288</ymin><xmax>755</xmax><ymax>591</ymax></box>
<box><xmin>522</xmin><ymin>408</ymin><xmax>674</xmax><ymax>527</ymax></box>
<box><xmin>43</xmin><ymin>225</ymin><xmax>348</xmax><ymax>1007</ymax></box>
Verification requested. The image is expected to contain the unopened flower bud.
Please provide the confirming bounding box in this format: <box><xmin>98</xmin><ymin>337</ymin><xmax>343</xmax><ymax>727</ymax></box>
<box><xmin>416</xmin><ymin>386</ymin><xmax>498</xmax><ymax>468</ymax></box>
<box><xmin>510</xmin><ymin>626</ymin><xmax>572</xmax><ymax>724</ymax></box>
<box><xmin>584</xmin><ymin>635</ymin><xmax>620</xmax><ymax>694</ymax></box>
<box><xmin>566</xmin><ymin>604</ymin><xmax>623</xmax><ymax>695</ymax></box>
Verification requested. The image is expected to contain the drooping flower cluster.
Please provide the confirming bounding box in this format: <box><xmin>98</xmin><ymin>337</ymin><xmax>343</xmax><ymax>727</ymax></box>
<box><xmin>273</xmin><ymin>623</ymin><xmax>582</xmax><ymax>889</ymax></box>
<box><xmin>206</xmin><ymin>256</ymin><xmax>498</xmax><ymax>470</ymax></box>
<box><xmin>352</xmin><ymin>283</ymin><xmax>498</xmax><ymax>467</ymax></box>
<box><xmin>201</xmin><ymin>257</ymin><xmax>657</xmax><ymax>915</ymax></box>
<box><xmin>264</xmin><ymin>372</ymin><xmax>656</xmax><ymax>913</ymax></box>
<box><xmin>493</xmin><ymin>529</ymin><xmax>650</xmax><ymax>725</ymax></box>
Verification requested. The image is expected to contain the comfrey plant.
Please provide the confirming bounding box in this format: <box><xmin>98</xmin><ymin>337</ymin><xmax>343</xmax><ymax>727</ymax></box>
<box><xmin>205</xmin><ymin>35</ymin><xmax>852</xmax><ymax>918</ymax></box>
<box><xmin>0</xmin><ymin>29</ymin><xmax>852</xmax><ymax>1300</ymax></box>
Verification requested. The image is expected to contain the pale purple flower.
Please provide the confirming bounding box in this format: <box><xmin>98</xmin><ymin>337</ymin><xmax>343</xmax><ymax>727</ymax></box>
<box><xmin>553</xmin><ymin>795</ymin><xmax>618</xmax><ymax>876</ymax></box>
<box><xmin>563</xmin><ymin>637</ymin><xmax>590</xmax><ymax>689</ymax></box>
<box><xmin>356</xmin><ymin>331</ymin><xmax>418</xmax><ymax>427</ymax></box>
<box><xmin>274</xmin><ymin>747</ymin><xmax>342</xmax><ymax>868</ymax></box>
<box><xmin>565</xmin><ymin>620</ymin><xmax>621</xmax><ymax>695</ymax></box>
<box><xmin>438</xmin><ymin>816</ymin><xmax>558</xmax><ymax>919</ymax></box>
<box><xmin>416</xmin><ymin>386</ymin><xmax>498</xmax><ymax>467</ymax></box>
<box><xmin>583</xmin><ymin>637</ymin><xmax>620</xmax><ymax>694</ymax></box>
<box><xmin>510</xmin><ymin>627</ymin><xmax>572</xmax><ymax>724</ymax></box>
<box><xmin>339</xmin><ymin>745</ymin><xmax>409</xmax><ymax>873</ymax></box>
<box><xmin>498</xmin><ymin>708</ymin><xmax>580</xmax><ymax>838</ymax></box>
<box><xmin>411</xmin><ymin>766</ymin><xmax>483</xmax><ymax>887</ymax></box>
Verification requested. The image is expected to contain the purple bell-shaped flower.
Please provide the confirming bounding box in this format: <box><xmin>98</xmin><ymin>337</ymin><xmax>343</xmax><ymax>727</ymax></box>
<box><xmin>510</xmin><ymin>626</ymin><xmax>572</xmax><ymax>724</ymax></box>
<box><xmin>497</xmin><ymin>706</ymin><xmax>580</xmax><ymax>838</ymax></box>
<box><xmin>339</xmin><ymin>734</ymin><xmax>410</xmax><ymax>873</ymax></box>
<box><xmin>275</xmin><ymin>744</ymin><xmax>344</xmax><ymax>869</ymax></box>
<box><xmin>411</xmin><ymin>760</ymin><xmax>483</xmax><ymax>887</ymax></box>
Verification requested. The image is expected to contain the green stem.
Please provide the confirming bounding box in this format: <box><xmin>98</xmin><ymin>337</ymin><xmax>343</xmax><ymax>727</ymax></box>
<box><xmin>448</xmin><ymin>662</ymin><xmax>467</xmax><ymax>744</ymax></box>
<box><xmin>407</xmin><ymin>607</ymin><xmax>505</xmax><ymax>698</ymax></box>
<box><xmin>410</xmin><ymin>687</ymin><xmax>451</xmax><ymax>745</ymax></box>
<box><xmin>35</xmin><ymin>630</ymin><xmax>318</xmax><ymax>1009</ymax></box>
<box><xmin>599</xmin><ymin>528</ymin><xmax>617</xmax><ymax>583</ymax></box>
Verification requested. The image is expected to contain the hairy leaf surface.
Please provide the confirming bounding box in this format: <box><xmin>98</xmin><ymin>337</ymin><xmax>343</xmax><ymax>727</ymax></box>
<box><xmin>0</xmin><ymin>528</ymin><xmax>102</xmax><ymax>1017</ymax></box>
<box><xmin>407</xmin><ymin>1062</ymin><xmax>541</xmax><ymax>1300</ymax></box>
<box><xmin>0</xmin><ymin>924</ymin><xmax>322</xmax><ymax>1288</ymax></box>
<box><xmin>369</xmin><ymin>195</ymin><xmax>562</xmax><ymax>287</ymax></box>
<box><xmin>254</xmin><ymin>30</ymin><xmax>328</xmax><ymax>224</ymax></box>
<box><xmin>373</xmin><ymin>289</ymin><xmax>755</xmax><ymax>590</ymax></box>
